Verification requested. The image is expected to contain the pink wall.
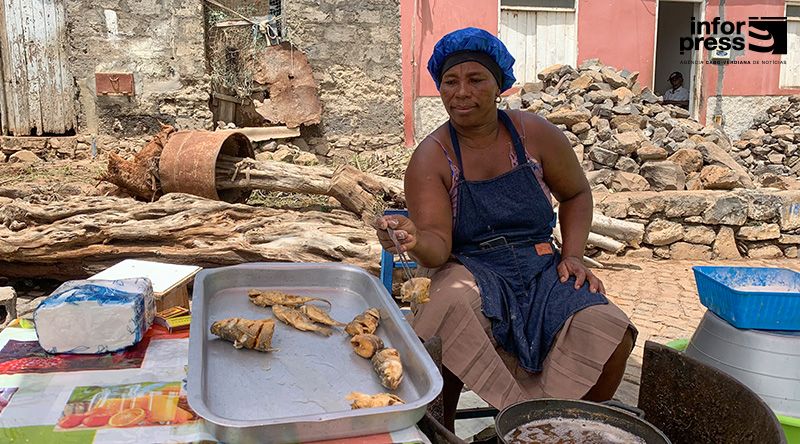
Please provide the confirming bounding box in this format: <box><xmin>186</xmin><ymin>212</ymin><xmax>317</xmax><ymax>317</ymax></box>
<box><xmin>401</xmin><ymin>0</ymin><xmax>799</xmax><ymax>142</ymax></box>
<box><xmin>577</xmin><ymin>0</ymin><xmax>658</xmax><ymax>89</ymax></box>
<box><xmin>413</xmin><ymin>1</ymin><xmax>499</xmax><ymax>97</ymax></box>
<box><xmin>401</xmin><ymin>0</ymin><xmax>499</xmax><ymax>145</ymax></box>
<box><xmin>700</xmin><ymin>0</ymin><xmax>800</xmax><ymax>121</ymax></box>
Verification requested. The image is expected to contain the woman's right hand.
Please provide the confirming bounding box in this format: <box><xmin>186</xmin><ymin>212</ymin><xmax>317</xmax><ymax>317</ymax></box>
<box><xmin>372</xmin><ymin>215</ymin><xmax>418</xmax><ymax>254</ymax></box>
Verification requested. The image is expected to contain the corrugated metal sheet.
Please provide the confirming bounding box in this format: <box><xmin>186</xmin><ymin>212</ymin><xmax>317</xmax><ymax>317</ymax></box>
<box><xmin>499</xmin><ymin>9</ymin><xmax>577</xmax><ymax>85</ymax></box>
<box><xmin>0</xmin><ymin>0</ymin><xmax>75</xmax><ymax>135</ymax></box>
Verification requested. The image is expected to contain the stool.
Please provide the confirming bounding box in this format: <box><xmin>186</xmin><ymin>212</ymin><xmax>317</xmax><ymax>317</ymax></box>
<box><xmin>379</xmin><ymin>209</ymin><xmax>418</xmax><ymax>294</ymax></box>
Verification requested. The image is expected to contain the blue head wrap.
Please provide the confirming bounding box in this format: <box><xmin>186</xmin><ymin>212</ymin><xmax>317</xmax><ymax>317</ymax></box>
<box><xmin>428</xmin><ymin>27</ymin><xmax>516</xmax><ymax>93</ymax></box>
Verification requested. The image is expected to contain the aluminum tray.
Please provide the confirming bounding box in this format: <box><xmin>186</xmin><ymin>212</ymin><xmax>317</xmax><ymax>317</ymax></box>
<box><xmin>187</xmin><ymin>263</ymin><xmax>442</xmax><ymax>444</ymax></box>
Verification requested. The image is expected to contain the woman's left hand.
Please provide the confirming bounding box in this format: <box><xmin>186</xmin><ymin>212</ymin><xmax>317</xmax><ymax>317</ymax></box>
<box><xmin>557</xmin><ymin>256</ymin><xmax>605</xmax><ymax>294</ymax></box>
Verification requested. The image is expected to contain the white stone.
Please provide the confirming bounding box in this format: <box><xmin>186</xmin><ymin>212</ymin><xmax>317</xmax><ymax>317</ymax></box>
<box><xmin>748</xmin><ymin>245</ymin><xmax>784</xmax><ymax>259</ymax></box>
<box><xmin>644</xmin><ymin>219</ymin><xmax>684</xmax><ymax>246</ymax></box>
<box><xmin>736</xmin><ymin>224</ymin><xmax>781</xmax><ymax>241</ymax></box>
<box><xmin>640</xmin><ymin>161</ymin><xmax>686</xmax><ymax>191</ymax></box>
<box><xmin>713</xmin><ymin>227</ymin><xmax>741</xmax><ymax>259</ymax></box>
<box><xmin>9</xmin><ymin>150</ymin><xmax>42</xmax><ymax>163</ymax></box>
<box><xmin>683</xmin><ymin>226</ymin><xmax>716</xmax><ymax>245</ymax></box>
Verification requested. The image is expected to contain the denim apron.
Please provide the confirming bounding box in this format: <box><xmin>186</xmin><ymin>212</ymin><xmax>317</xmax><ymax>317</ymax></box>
<box><xmin>449</xmin><ymin>110</ymin><xmax>608</xmax><ymax>373</ymax></box>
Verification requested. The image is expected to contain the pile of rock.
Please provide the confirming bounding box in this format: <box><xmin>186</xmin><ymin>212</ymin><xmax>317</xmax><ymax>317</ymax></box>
<box><xmin>0</xmin><ymin>136</ymin><xmax>93</xmax><ymax>163</ymax></box>
<box><xmin>251</xmin><ymin>138</ymin><xmax>412</xmax><ymax>179</ymax></box>
<box><xmin>501</xmin><ymin>60</ymin><xmax>754</xmax><ymax>193</ymax></box>
<box><xmin>254</xmin><ymin>140</ymin><xmax>321</xmax><ymax>166</ymax></box>
<box><xmin>730</xmin><ymin>95</ymin><xmax>800</xmax><ymax>185</ymax></box>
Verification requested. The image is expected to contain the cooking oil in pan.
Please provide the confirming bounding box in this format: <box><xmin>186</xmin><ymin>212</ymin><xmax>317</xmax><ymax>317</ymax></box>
<box><xmin>504</xmin><ymin>417</ymin><xmax>647</xmax><ymax>444</ymax></box>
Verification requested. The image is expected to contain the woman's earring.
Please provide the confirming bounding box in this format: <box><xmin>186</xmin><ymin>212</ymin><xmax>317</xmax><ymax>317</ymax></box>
<box><xmin>495</xmin><ymin>96</ymin><xmax>501</xmax><ymax>104</ymax></box>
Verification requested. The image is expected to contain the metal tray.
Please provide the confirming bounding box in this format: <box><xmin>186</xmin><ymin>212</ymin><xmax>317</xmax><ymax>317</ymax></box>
<box><xmin>187</xmin><ymin>263</ymin><xmax>442</xmax><ymax>444</ymax></box>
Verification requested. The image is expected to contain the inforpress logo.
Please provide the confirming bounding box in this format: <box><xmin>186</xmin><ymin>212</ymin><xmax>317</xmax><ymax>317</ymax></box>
<box><xmin>748</xmin><ymin>17</ymin><xmax>787</xmax><ymax>54</ymax></box>
<box><xmin>679</xmin><ymin>16</ymin><xmax>787</xmax><ymax>55</ymax></box>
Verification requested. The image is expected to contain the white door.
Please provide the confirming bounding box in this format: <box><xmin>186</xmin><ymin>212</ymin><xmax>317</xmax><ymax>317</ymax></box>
<box><xmin>498</xmin><ymin>0</ymin><xmax>577</xmax><ymax>85</ymax></box>
<box><xmin>780</xmin><ymin>2</ymin><xmax>800</xmax><ymax>88</ymax></box>
<box><xmin>0</xmin><ymin>0</ymin><xmax>75</xmax><ymax>135</ymax></box>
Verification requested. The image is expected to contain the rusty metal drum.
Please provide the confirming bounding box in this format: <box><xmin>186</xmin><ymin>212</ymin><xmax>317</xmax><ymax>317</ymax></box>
<box><xmin>159</xmin><ymin>130</ymin><xmax>254</xmax><ymax>203</ymax></box>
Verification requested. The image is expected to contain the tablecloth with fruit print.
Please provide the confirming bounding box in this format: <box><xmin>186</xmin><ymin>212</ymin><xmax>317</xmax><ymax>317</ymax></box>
<box><xmin>0</xmin><ymin>326</ymin><xmax>430</xmax><ymax>444</ymax></box>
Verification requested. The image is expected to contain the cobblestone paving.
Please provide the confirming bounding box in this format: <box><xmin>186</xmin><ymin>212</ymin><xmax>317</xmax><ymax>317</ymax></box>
<box><xmin>596</xmin><ymin>258</ymin><xmax>800</xmax><ymax>405</ymax></box>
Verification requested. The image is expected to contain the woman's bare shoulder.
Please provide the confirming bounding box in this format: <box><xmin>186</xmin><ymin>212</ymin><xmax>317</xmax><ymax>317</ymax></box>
<box><xmin>409</xmin><ymin>125</ymin><xmax>451</xmax><ymax>168</ymax></box>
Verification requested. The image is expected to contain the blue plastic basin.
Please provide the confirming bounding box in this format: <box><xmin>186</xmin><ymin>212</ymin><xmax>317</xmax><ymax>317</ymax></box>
<box><xmin>692</xmin><ymin>266</ymin><xmax>800</xmax><ymax>330</ymax></box>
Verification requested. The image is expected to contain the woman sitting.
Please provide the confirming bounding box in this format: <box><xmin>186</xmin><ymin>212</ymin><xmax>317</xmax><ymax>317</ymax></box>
<box><xmin>374</xmin><ymin>27</ymin><xmax>637</xmax><ymax>432</ymax></box>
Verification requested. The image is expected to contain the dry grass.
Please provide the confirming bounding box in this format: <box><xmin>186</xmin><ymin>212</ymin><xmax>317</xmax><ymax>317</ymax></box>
<box><xmin>0</xmin><ymin>159</ymin><xmax>105</xmax><ymax>187</ymax></box>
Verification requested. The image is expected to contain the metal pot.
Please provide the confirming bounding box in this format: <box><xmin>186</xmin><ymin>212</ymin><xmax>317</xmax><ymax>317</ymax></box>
<box><xmin>495</xmin><ymin>399</ymin><xmax>671</xmax><ymax>444</ymax></box>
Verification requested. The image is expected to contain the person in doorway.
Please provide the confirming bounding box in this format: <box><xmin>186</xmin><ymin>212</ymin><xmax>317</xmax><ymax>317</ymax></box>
<box><xmin>662</xmin><ymin>71</ymin><xmax>690</xmax><ymax>109</ymax></box>
<box><xmin>373</xmin><ymin>27</ymin><xmax>637</xmax><ymax>433</ymax></box>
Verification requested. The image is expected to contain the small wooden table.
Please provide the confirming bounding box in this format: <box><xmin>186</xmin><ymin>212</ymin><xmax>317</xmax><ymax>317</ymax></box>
<box><xmin>89</xmin><ymin>259</ymin><xmax>201</xmax><ymax>311</ymax></box>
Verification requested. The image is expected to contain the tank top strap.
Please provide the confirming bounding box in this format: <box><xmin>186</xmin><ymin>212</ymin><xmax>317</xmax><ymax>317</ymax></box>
<box><xmin>448</xmin><ymin>109</ymin><xmax>528</xmax><ymax>178</ymax></box>
<box><xmin>497</xmin><ymin>110</ymin><xmax>528</xmax><ymax>166</ymax></box>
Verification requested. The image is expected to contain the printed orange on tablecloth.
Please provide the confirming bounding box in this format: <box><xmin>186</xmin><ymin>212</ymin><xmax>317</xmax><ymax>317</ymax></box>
<box><xmin>55</xmin><ymin>381</ymin><xmax>199</xmax><ymax>432</ymax></box>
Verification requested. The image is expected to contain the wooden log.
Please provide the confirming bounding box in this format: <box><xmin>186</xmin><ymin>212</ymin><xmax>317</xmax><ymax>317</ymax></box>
<box><xmin>582</xmin><ymin>256</ymin><xmax>604</xmax><ymax>269</ymax></box>
<box><xmin>98</xmin><ymin>124</ymin><xmax>175</xmax><ymax>201</ymax></box>
<box><xmin>552</xmin><ymin>220</ymin><xmax>605</xmax><ymax>268</ymax></box>
<box><xmin>587</xmin><ymin>232</ymin><xmax>626</xmax><ymax>253</ymax></box>
<box><xmin>215</xmin><ymin>156</ymin><xmax>405</xmax><ymax>220</ymax></box>
<box><xmin>0</xmin><ymin>193</ymin><xmax>381</xmax><ymax>280</ymax></box>
<box><xmin>591</xmin><ymin>213</ymin><xmax>645</xmax><ymax>247</ymax></box>
<box><xmin>554</xmin><ymin>207</ymin><xmax>642</xmax><ymax>248</ymax></box>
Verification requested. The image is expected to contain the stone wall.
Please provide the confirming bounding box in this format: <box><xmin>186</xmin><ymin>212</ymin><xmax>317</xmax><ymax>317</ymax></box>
<box><xmin>284</xmin><ymin>0</ymin><xmax>404</xmax><ymax>151</ymax></box>
<box><xmin>594</xmin><ymin>190</ymin><xmax>800</xmax><ymax>260</ymax></box>
<box><xmin>65</xmin><ymin>0</ymin><xmax>212</xmax><ymax>138</ymax></box>
<box><xmin>414</xmin><ymin>97</ymin><xmax>448</xmax><ymax>144</ymax></box>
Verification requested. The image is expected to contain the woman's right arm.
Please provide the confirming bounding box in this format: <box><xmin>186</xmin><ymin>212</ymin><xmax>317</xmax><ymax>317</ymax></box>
<box><xmin>403</xmin><ymin>139</ymin><xmax>454</xmax><ymax>268</ymax></box>
<box><xmin>374</xmin><ymin>138</ymin><xmax>454</xmax><ymax>268</ymax></box>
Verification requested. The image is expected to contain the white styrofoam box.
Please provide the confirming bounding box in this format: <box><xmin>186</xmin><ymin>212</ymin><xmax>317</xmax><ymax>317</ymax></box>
<box><xmin>34</xmin><ymin>278</ymin><xmax>155</xmax><ymax>354</ymax></box>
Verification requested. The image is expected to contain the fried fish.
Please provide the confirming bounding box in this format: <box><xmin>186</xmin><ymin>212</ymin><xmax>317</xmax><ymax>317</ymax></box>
<box><xmin>400</xmin><ymin>277</ymin><xmax>431</xmax><ymax>304</ymax></box>
<box><xmin>346</xmin><ymin>392</ymin><xmax>404</xmax><ymax>409</ymax></box>
<box><xmin>350</xmin><ymin>334</ymin><xmax>384</xmax><ymax>359</ymax></box>
<box><xmin>372</xmin><ymin>348</ymin><xmax>403</xmax><ymax>390</ymax></box>
<box><xmin>345</xmin><ymin>308</ymin><xmax>381</xmax><ymax>336</ymax></box>
<box><xmin>210</xmin><ymin>317</ymin><xmax>275</xmax><ymax>352</ymax></box>
<box><xmin>272</xmin><ymin>305</ymin><xmax>333</xmax><ymax>336</ymax></box>
<box><xmin>248</xmin><ymin>289</ymin><xmax>331</xmax><ymax>309</ymax></box>
<box><xmin>300</xmin><ymin>304</ymin><xmax>346</xmax><ymax>327</ymax></box>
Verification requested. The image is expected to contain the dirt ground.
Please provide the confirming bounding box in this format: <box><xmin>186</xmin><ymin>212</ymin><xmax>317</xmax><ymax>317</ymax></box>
<box><xmin>0</xmin><ymin>159</ymin><xmax>109</xmax><ymax>202</ymax></box>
